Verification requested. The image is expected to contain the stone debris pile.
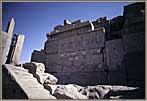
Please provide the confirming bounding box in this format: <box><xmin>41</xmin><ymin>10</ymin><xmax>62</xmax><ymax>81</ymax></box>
<box><xmin>22</xmin><ymin>62</ymin><xmax>143</xmax><ymax>99</ymax></box>
<box><xmin>2</xmin><ymin>64</ymin><xmax>56</xmax><ymax>99</ymax></box>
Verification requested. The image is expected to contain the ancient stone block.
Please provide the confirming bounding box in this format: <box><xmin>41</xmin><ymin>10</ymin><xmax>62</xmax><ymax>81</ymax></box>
<box><xmin>79</xmin><ymin>85</ymin><xmax>111</xmax><ymax>99</ymax></box>
<box><xmin>44</xmin><ymin>84</ymin><xmax>58</xmax><ymax>95</ymax></box>
<box><xmin>122</xmin><ymin>32</ymin><xmax>145</xmax><ymax>53</ymax></box>
<box><xmin>108</xmin><ymin>71</ymin><xmax>127</xmax><ymax>85</ymax></box>
<box><xmin>23</xmin><ymin>62</ymin><xmax>58</xmax><ymax>85</ymax></box>
<box><xmin>43</xmin><ymin>73</ymin><xmax>58</xmax><ymax>84</ymax></box>
<box><xmin>23</xmin><ymin>62</ymin><xmax>45</xmax><ymax>75</ymax></box>
<box><xmin>3</xmin><ymin>64</ymin><xmax>56</xmax><ymax>99</ymax></box>
<box><xmin>45</xmin><ymin>40</ymin><xmax>59</xmax><ymax>54</ymax></box>
<box><xmin>31</xmin><ymin>49</ymin><xmax>46</xmax><ymax>65</ymax></box>
<box><xmin>45</xmin><ymin>28</ymin><xmax>105</xmax><ymax>54</ymax></box>
<box><xmin>53</xmin><ymin>84</ymin><xmax>88</xmax><ymax>99</ymax></box>
<box><xmin>106</xmin><ymin>39</ymin><xmax>124</xmax><ymax>71</ymax></box>
<box><xmin>123</xmin><ymin>2</ymin><xmax>145</xmax><ymax>19</ymax></box>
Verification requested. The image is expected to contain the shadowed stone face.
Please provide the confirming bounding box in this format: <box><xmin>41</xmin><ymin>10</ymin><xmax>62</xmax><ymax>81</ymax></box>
<box><xmin>6</xmin><ymin>34</ymin><xmax>25</xmax><ymax>65</ymax></box>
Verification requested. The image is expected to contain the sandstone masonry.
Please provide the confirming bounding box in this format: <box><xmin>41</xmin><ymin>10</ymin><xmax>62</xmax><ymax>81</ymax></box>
<box><xmin>31</xmin><ymin>3</ymin><xmax>145</xmax><ymax>86</ymax></box>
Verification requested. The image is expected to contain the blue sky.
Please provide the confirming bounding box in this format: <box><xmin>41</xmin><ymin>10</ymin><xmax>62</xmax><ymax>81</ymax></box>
<box><xmin>2</xmin><ymin>2</ymin><xmax>134</xmax><ymax>63</ymax></box>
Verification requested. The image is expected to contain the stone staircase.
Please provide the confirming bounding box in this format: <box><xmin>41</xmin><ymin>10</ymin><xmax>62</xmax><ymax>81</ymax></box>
<box><xmin>3</xmin><ymin>64</ymin><xmax>56</xmax><ymax>99</ymax></box>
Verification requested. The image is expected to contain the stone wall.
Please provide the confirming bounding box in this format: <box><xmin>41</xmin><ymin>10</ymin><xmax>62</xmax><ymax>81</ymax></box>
<box><xmin>106</xmin><ymin>39</ymin><xmax>126</xmax><ymax>85</ymax></box>
<box><xmin>31</xmin><ymin>2</ymin><xmax>145</xmax><ymax>86</ymax></box>
<box><xmin>31</xmin><ymin>49</ymin><xmax>46</xmax><ymax>65</ymax></box>
<box><xmin>44</xmin><ymin>28</ymin><xmax>107</xmax><ymax>85</ymax></box>
<box><xmin>92</xmin><ymin>17</ymin><xmax>111</xmax><ymax>40</ymax></box>
<box><xmin>122</xmin><ymin>32</ymin><xmax>145</xmax><ymax>87</ymax></box>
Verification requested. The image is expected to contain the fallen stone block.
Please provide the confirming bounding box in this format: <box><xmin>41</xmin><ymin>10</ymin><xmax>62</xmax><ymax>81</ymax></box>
<box><xmin>3</xmin><ymin>64</ymin><xmax>57</xmax><ymax>99</ymax></box>
<box><xmin>23</xmin><ymin>62</ymin><xmax>58</xmax><ymax>84</ymax></box>
<box><xmin>79</xmin><ymin>85</ymin><xmax>111</xmax><ymax>99</ymax></box>
<box><xmin>53</xmin><ymin>84</ymin><xmax>88</xmax><ymax>99</ymax></box>
<box><xmin>23</xmin><ymin>62</ymin><xmax>45</xmax><ymax>75</ymax></box>
<box><xmin>36</xmin><ymin>73</ymin><xmax>58</xmax><ymax>84</ymax></box>
<box><xmin>43</xmin><ymin>73</ymin><xmax>58</xmax><ymax>84</ymax></box>
<box><xmin>44</xmin><ymin>84</ymin><xmax>58</xmax><ymax>95</ymax></box>
<box><xmin>103</xmin><ymin>85</ymin><xmax>139</xmax><ymax>98</ymax></box>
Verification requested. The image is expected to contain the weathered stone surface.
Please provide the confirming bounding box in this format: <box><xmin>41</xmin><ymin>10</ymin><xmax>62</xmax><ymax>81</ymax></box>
<box><xmin>43</xmin><ymin>83</ymin><xmax>142</xmax><ymax>99</ymax></box>
<box><xmin>123</xmin><ymin>2</ymin><xmax>145</xmax><ymax>29</ymax></box>
<box><xmin>43</xmin><ymin>73</ymin><xmax>58</xmax><ymax>84</ymax></box>
<box><xmin>79</xmin><ymin>85</ymin><xmax>111</xmax><ymax>99</ymax></box>
<box><xmin>44</xmin><ymin>84</ymin><xmax>58</xmax><ymax>95</ymax></box>
<box><xmin>23</xmin><ymin>62</ymin><xmax>45</xmax><ymax>75</ymax></box>
<box><xmin>3</xmin><ymin>64</ymin><xmax>56</xmax><ymax>99</ymax></box>
<box><xmin>2</xmin><ymin>18</ymin><xmax>15</xmax><ymax>64</ymax></box>
<box><xmin>106</xmin><ymin>39</ymin><xmax>124</xmax><ymax>71</ymax></box>
<box><xmin>53</xmin><ymin>84</ymin><xmax>88</xmax><ymax>99</ymax></box>
<box><xmin>45</xmin><ymin>40</ymin><xmax>59</xmax><ymax>54</ymax></box>
<box><xmin>30</xmin><ymin>3</ymin><xmax>145</xmax><ymax>87</ymax></box>
<box><xmin>6</xmin><ymin>34</ymin><xmax>24</xmax><ymax>65</ymax></box>
<box><xmin>122</xmin><ymin>32</ymin><xmax>145</xmax><ymax>53</ymax></box>
<box><xmin>92</xmin><ymin>18</ymin><xmax>111</xmax><ymax>40</ymax></box>
<box><xmin>50</xmin><ymin>72</ymin><xmax>107</xmax><ymax>86</ymax></box>
<box><xmin>46</xmin><ymin>48</ymin><xmax>104</xmax><ymax>73</ymax></box>
<box><xmin>49</xmin><ymin>20</ymin><xmax>94</xmax><ymax>37</ymax></box>
<box><xmin>108</xmin><ymin>71</ymin><xmax>127</xmax><ymax>85</ymax></box>
<box><xmin>44</xmin><ymin>84</ymin><xmax>84</xmax><ymax>95</ymax></box>
<box><xmin>106</xmin><ymin>85</ymin><xmax>141</xmax><ymax>99</ymax></box>
<box><xmin>120</xmin><ymin>88</ymin><xmax>145</xmax><ymax>99</ymax></box>
<box><xmin>31</xmin><ymin>49</ymin><xmax>46</xmax><ymax>65</ymax></box>
<box><xmin>23</xmin><ymin>62</ymin><xmax>58</xmax><ymax>84</ymax></box>
<box><xmin>45</xmin><ymin>28</ymin><xmax>105</xmax><ymax>54</ymax></box>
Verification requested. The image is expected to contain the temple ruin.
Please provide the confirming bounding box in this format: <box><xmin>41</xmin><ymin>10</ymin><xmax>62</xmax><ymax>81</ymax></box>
<box><xmin>2</xmin><ymin>2</ymin><xmax>145</xmax><ymax>99</ymax></box>
<box><xmin>31</xmin><ymin>2</ymin><xmax>145</xmax><ymax>86</ymax></box>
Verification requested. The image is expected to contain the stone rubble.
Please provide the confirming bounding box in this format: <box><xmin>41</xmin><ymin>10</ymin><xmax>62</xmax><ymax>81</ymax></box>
<box><xmin>3</xmin><ymin>62</ymin><xmax>144</xmax><ymax>99</ymax></box>
<box><xmin>53</xmin><ymin>84</ymin><xmax>88</xmax><ymax>99</ymax></box>
<box><xmin>23</xmin><ymin>62</ymin><xmax>58</xmax><ymax>84</ymax></box>
<box><xmin>3</xmin><ymin>64</ymin><xmax>56</xmax><ymax>99</ymax></box>
<box><xmin>22</xmin><ymin>62</ymin><xmax>142</xmax><ymax>99</ymax></box>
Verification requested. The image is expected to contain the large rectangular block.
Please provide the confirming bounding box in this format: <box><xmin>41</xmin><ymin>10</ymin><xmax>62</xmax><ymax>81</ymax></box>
<box><xmin>106</xmin><ymin>39</ymin><xmax>124</xmax><ymax>71</ymax></box>
<box><xmin>46</xmin><ymin>48</ymin><xmax>104</xmax><ymax>73</ymax></box>
<box><xmin>31</xmin><ymin>50</ymin><xmax>46</xmax><ymax>65</ymax></box>
<box><xmin>122</xmin><ymin>32</ymin><xmax>145</xmax><ymax>53</ymax></box>
<box><xmin>108</xmin><ymin>70</ymin><xmax>127</xmax><ymax>85</ymax></box>
<box><xmin>45</xmin><ymin>40</ymin><xmax>59</xmax><ymax>54</ymax></box>
<box><xmin>45</xmin><ymin>28</ymin><xmax>105</xmax><ymax>54</ymax></box>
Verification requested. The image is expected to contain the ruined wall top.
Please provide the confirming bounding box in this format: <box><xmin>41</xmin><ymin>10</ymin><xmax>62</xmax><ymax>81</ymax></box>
<box><xmin>123</xmin><ymin>2</ymin><xmax>145</xmax><ymax>18</ymax></box>
<box><xmin>46</xmin><ymin>17</ymin><xmax>108</xmax><ymax>37</ymax></box>
<box><xmin>47</xmin><ymin>19</ymin><xmax>95</xmax><ymax>36</ymax></box>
